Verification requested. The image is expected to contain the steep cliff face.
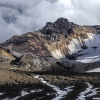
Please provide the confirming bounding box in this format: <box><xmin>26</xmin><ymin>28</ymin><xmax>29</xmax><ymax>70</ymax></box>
<box><xmin>0</xmin><ymin>18</ymin><xmax>97</xmax><ymax>60</ymax></box>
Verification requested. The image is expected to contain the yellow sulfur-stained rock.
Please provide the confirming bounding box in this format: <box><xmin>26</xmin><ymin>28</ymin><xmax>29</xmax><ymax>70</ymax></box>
<box><xmin>0</xmin><ymin>48</ymin><xmax>15</xmax><ymax>63</ymax></box>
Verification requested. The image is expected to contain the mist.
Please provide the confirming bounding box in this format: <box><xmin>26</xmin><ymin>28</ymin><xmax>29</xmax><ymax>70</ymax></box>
<box><xmin>0</xmin><ymin>0</ymin><xmax>100</xmax><ymax>42</ymax></box>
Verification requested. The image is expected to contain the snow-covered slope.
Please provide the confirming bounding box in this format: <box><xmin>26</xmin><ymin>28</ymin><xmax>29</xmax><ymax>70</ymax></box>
<box><xmin>75</xmin><ymin>33</ymin><xmax>100</xmax><ymax>63</ymax></box>
<box><xmin>68</xmin><ymin>33</ymin><xmax>100</xmax><ymax>54</ymax></box>
<box><xmin>66</xmin><ymin>33</ymin><xmax>100</xmax><ymax>63</ymax></box>
<box><xmin>68</xmin><ymin>33</ymin><xmax>100</xmax><ymax>72</ymax></box>
<box><xmin>86</xmin><ymin>68</ymin><xmax>100</xmax><ymax>72</ymax></box>
<box><xmin>51</xmin><ymin>33</ymin><xmax>100</xmax><ymax>63</ymax></box>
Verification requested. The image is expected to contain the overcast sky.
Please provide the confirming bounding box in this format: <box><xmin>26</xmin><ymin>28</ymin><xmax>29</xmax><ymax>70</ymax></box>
<box><xmin>0</xmin><ymin>0</ymin><xmax>100</xmax><ymax>42</ymax></box>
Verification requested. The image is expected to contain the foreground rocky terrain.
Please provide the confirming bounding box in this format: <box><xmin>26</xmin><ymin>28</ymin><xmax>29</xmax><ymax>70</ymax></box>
<box><xmin>0</xmin><ymin>64</ymin><xmax>100</xmax><ymax>100</ymax></box>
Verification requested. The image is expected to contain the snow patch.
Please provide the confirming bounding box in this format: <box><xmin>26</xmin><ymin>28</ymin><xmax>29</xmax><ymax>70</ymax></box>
<box><xmin>75</xmin><ymin>33</ymin><xmax>100</xmax><ymax>63</ymax></box>
<box><xmin>86</xmin><ymin>68</ymin><xmax>100</xmax><ymax>72</ymax></box>
<box><xmin>0</xmin><ymin>93</ymin><xmax>4</xmax><ymax>95</ymax></box>
<box><xmin>93</xmin><ymin>98</ymin><xmax>100</xmax><ymax>100</ymax></box>
<box><xmin>76</xmin><ymin>55</ymin><xmax>100</xmax><ymax>63</ymax></box>
<box><xmin>12</xmin><ymin>89</ymin><xmax>42</xmax><ymax>100</ymax></box>
<box><xmin>76</xmin><ymin>83</ymin><xmax>100</xmax><ymax>100</ymax></box>
<box><xmin>34</xmin><ymin>75</ymin><xmax>74</xmax><ymax>100</ymax></box>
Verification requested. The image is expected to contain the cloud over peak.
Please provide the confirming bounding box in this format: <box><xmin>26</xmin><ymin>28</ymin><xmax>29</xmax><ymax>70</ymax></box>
<box><xmin>0</xmin><ymin>0</ymin><xmax>100</xmax><ymax>42</ymax></box>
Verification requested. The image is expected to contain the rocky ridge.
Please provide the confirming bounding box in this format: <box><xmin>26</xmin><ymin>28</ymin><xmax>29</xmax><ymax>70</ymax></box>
<box><xmin>0</xmin><ymin>17</ymin><xmax>99</xmax><ymax>72</ymax></box>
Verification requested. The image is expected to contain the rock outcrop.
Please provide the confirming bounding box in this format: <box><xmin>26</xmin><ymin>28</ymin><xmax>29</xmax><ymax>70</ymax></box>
<box><xmin>11</xmin><ymin>53</ymin><xmax>55</xmax><ymax>70</ymax></box>
<box><xmin>0</xmin><ymin>47</ymin><xmax>15</xmax><ymax>63</ymax></box>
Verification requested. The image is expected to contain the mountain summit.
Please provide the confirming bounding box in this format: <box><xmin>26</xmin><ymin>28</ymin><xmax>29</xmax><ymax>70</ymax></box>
<box><xmin>0</xmin><ymin>17</ymin><xmax>100</xmax><ymax>72</ymax></box>
<box><xmin>41</xmin><ymin>17</ymin><xmax>71</xmax><ymax>35</ymax></box>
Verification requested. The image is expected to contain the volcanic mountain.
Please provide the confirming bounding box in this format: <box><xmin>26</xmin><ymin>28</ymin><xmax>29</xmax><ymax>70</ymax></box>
<box><xmin>0</xmin><ymin>17</ymin><xmax>100</xmax><ymax>72</ymax></box>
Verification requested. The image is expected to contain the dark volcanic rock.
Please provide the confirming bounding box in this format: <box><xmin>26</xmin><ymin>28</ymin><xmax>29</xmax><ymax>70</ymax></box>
<box><xmin>92</xmin><ymin>25</ymin><xmax>100</xmax><ymax>34</ymax></box>
<box><xmin>41</xmin><ymin>17</ymin><xmax>72</xmax><ymax>35</ymax></box>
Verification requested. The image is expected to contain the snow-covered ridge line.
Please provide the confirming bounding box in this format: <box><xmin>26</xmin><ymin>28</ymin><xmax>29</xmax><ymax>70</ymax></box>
<box><xmin>34</xmin><ymin>75</ymin><xmax>74</xmax><ymax>100</ymax></box>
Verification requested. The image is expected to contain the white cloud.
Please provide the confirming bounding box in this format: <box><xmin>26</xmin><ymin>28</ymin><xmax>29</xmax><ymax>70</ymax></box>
<box><xmin>0</xmin><ymin>0</ymin><xmax>100</xmax><ymax>42</ymax></box>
